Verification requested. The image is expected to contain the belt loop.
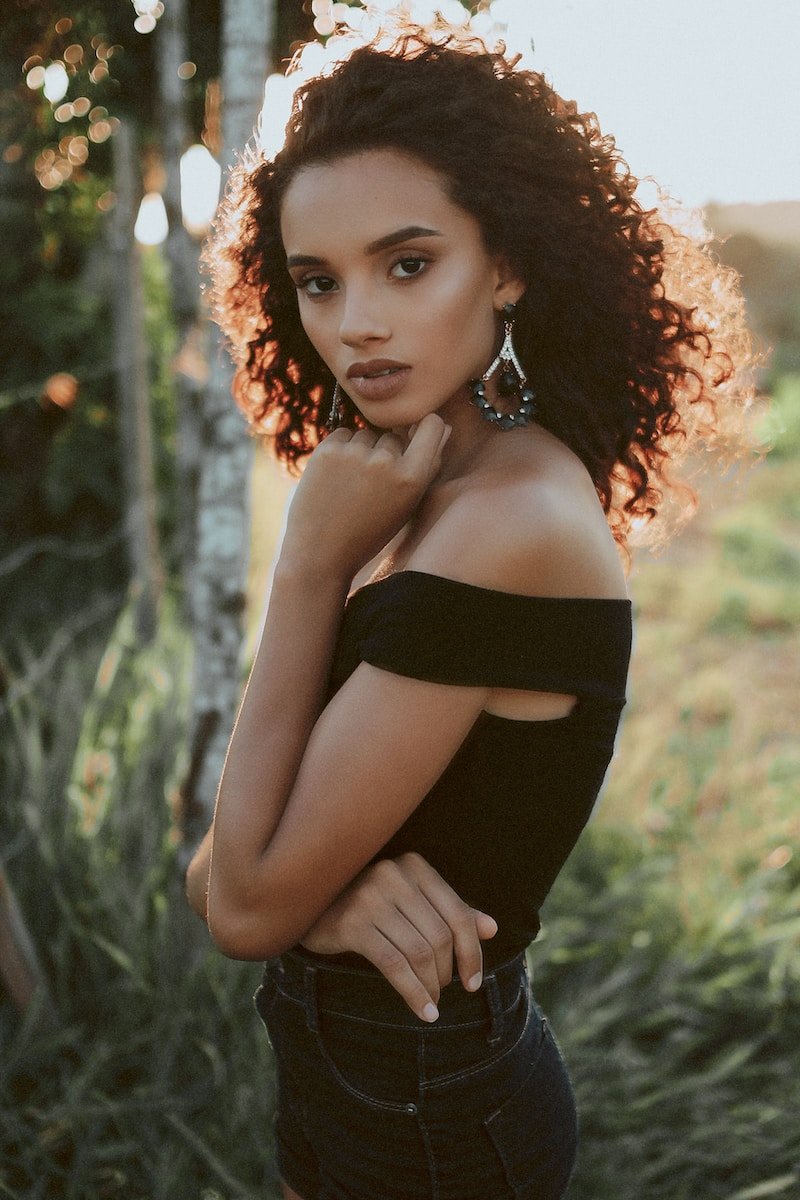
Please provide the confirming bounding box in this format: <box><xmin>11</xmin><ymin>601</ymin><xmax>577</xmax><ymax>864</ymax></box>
<box><xmin>303</xmin><ymin>964</ymin><xmax>319</xmax><ymax>1033</ymax></box>
<box><xmin>484</xmin><ymin>971</ymin><xmax>504</xmax><ymax>1046</ymax></box>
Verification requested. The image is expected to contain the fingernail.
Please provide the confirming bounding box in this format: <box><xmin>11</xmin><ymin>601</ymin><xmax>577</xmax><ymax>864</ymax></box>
<box><xmin>422</xmin><ymin>1003</ymin><xmax>439</xmax><ymax>1023</ymax></box>
<box><xmin>467</xmin><ymin>973</ymin><xmax>482</xmax><ymax>992</ymax></box>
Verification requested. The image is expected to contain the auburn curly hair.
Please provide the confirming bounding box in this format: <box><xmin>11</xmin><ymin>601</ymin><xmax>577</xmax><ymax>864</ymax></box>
<box><xmin>206</xmin><ymin>19</ymin><xmax>760</xmax><ymax>547</ymax></box>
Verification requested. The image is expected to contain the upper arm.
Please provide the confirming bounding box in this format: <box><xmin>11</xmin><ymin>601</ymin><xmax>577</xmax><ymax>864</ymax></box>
<box><xmin>207</xmin><ymin>662</ymin><xmax>487</xmax><ymax>957</ymax></box>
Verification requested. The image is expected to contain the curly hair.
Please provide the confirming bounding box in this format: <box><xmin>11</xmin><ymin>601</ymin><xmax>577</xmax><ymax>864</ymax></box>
<box><xmin>206</xmin><ymin>19</ymin><xmax>760</xmax><ymax>547</ymax></box>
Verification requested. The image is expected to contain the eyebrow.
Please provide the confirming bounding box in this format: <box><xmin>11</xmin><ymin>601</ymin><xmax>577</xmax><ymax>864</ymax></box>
<box><xmin>286</xmin><ymin>225</ymin><xmax>443</xmax><ymax>269</ymax></box>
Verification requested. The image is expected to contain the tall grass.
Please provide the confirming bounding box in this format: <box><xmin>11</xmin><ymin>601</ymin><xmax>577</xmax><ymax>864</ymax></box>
<box><xmin>1</xmin><ymin>599</ymin><xmax>276</xmax><ymax>1199</ymax></box>
<box><xmin>2</xmin><ymin>382</ymin><xmax>799</xmax><ymax>1199</ymax></box>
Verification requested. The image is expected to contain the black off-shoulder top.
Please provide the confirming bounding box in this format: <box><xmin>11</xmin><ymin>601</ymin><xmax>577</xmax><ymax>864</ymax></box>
<box><xmin>321</xmin><ymin>569</ymin><xmax>633</xmax><ymax>969</ymax></box>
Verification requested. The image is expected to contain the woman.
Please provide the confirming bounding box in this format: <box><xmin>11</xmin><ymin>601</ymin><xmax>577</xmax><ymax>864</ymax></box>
<box><xmin>187</xmin><ymin>17</ymin><xmax>755</xmax><ymax>1199</ymax></box>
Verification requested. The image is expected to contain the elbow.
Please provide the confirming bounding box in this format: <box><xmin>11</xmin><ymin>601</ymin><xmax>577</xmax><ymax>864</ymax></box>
<box><xmin>185</xmin><ymin>857</ymin><xmax>209</xmax><ymax>921</ymax></box>
<box><xmin>207</xmin><ymin>898</ymin><xmax>298</xmax><ymax>962</ymax></box>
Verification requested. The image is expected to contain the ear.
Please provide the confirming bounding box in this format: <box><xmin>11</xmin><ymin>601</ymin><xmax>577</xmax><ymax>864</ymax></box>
<box><xmin>491</xmin><ymin>256</ymin><xmax>526</xmax><ymax>311</ymax></box>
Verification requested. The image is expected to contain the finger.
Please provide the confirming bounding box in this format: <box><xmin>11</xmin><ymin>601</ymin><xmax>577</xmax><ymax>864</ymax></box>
<box><xmin>403</xmin><ymin>856</ymin><xmax>491</xmax><ymax>992</ymax></box>
<box><xmin>390</xmin><ymin>882</ymin><xmax>456</xmax><ymax>993</ymax></box>
<box><xmin>435</xmin><ymin>900</ymin><xmax>486</xmax><ymax>993</ymax></box>
<box><xmin>373</xmin><ymin>430</ymin><xmax>405</xmax><ymax>456</ymax></box>
<box><xmin>365</xmin><ymin>861</ymin><xmax>453</xmax><ymax>994</ymax></box>
<box><xmin>476</xmin><ymin>911</ymin><xmax>499</xmax><ymax>942</ymax></box>
<box><xmin>400</xmin><ymin>413</ymin><xmax>449</xmax><ymax>476</ymax></box>
<box><xmin>357</xmin><ymin>925</ymin><xmax>440</xmax><ymax>1022</ymax></box>
<box><xmin>348</xmin><ymin>428</ymin><xmax>380</xmax><ymax>448</ymax></box>
<box><xmin>374</xmin><ymin>904</ymin><xmax>445</xmax><ymax>1005</ymax></box>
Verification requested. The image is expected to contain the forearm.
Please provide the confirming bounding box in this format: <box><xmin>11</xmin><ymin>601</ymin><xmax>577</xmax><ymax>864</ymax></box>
<box><xmin>206</xmin><ymin>556</ymin><xmax>350</xmax><ymax>951</ymax></box>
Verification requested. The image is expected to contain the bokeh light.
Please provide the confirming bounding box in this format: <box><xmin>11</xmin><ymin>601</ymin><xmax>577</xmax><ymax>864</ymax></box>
<box><xmin>134</xmin><ymin>192</ymin><xmax>169</xmax><ymax>244</ymax></box>
<box><xmin>42</xmin><ymin>373</ymin><xmax>78</xmax><ymax>410</ymax></box>
<box><xmin>43</xmin><ymin>61</ymin><xmax>70</xmax><ymax>102</ymax></box>
<box><xmin>131</xmin><ymin>0</ymin><xmax>164</xmax><ymax>33</ymax></box>
<box><xmin>26</xmin><ymin>65</ymin><xmax>46</xmax><ymax>90</ymax></box>
<box><xmin>179</xmin><ymin>144</ymin><xmax>221</xmax><ymax>236</ymax></box>
<box><xmin>259</xmin><ymin>73</ymin><xmax>296</xmax><ymax>160</ymax></box>
<box><xmin>88</xmin><ymin>120</ymin><xmax>113</xmax><ymax>144</ymax></box>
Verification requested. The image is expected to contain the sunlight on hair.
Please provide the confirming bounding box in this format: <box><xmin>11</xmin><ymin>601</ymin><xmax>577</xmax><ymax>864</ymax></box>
<box><xmin>134</xmin><ymin>191</ymin><xmax>168</xmax><ymax>245</ymax></box>
<box><xmin>257</xmin><ymin>0</ymin><xmax>538</xmax><ymax>158</ymax></box>
<box><xmin>635</xmin><ymin>177</ymin><xmax>711</xmax><ymax>241</ymax></box>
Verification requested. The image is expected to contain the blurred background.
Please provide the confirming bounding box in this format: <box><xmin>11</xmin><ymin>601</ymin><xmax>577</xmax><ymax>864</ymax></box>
<box><xmin>1</xmin><ymin>2</ymin><xmax>798</xmax><ymax>1198</ymax></box>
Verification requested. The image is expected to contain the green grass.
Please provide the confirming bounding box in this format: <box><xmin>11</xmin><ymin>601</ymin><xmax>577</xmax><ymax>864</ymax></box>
<box><xmin>2</xmin><ymin>379</ymin><xmax>799</xmax><ymax>1199</ymax></box>
<box><xmin>1</xmin><ymin>600</ymin><xmax>277</xmax><ymax>1199</ymax></box>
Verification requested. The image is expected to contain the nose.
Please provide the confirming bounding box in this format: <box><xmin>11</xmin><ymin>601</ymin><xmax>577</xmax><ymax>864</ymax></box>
<box><xmin>338</xmin><ymin>285</ymin><xmax>390</xmax><ymax>348</ymax></box>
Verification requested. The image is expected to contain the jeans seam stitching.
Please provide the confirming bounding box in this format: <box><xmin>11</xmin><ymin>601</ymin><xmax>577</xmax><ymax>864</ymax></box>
<box><xmin>423</xmin><ymin>986</ymin><xmax>536</xmax><ymax>1091</ymax></box>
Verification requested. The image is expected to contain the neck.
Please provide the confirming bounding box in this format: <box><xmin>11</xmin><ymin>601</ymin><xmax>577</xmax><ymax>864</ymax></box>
<box><xmin>431</xmin><ymin>386</ymin><xmax>507</xmax><ymax>485</ymax></box>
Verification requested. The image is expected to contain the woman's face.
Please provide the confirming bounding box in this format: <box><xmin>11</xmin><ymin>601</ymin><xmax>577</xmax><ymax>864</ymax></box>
<box><xmin>280</xmin><ymin>148</ymin><xmax>522</xmax><ymax>430</ymax></box>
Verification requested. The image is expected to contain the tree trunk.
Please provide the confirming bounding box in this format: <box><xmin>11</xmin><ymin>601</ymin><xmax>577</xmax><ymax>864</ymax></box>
<box><xmin>181</xmin><ymin>0</ymin><xmax>274</xmax><ymax>851</ymax></box>
<box><xmin>110</xmin><ymin>120</ymin><xmax>164</xmax><ymax>644</ymax></box>
<box><xmin>156</xmin><ymin>0</ymin><xmax>204</xmax><ymax>604</ymax></box>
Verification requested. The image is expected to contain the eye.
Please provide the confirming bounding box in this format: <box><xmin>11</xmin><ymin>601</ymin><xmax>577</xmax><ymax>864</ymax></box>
<box><xmin>391</xmin><ymin>256</ymin><xmax>429</xmax><ymax>280</ymax></box>
<box><xmin>295</xmin><ymin>274</ymin><xmax>338</xmax><ymax>297</ymax></box>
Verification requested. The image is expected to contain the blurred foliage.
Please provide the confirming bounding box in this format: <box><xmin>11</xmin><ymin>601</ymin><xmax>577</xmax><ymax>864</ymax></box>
<box><xmin>0</xmin><ymin>596</ymin><xmax>278</xmax><ymax>1199</ymax></box>
<box><xmin>0</xmin><ymin>0</ymin><xmax>322</xmax><ymax>671</ymax></box>
<box><xmin>712</xmin><ymin>232</ymin><xmax>800</xmax><ymax>382</ymax></box>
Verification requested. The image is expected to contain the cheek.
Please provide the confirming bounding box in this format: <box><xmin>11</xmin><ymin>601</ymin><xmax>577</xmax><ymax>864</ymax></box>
<box><xmin>297</xmin><ymin>304</ymin><xmax>333</xmax><ymax>359</ymax></box>
<box><xmin>420</xmin><ymin>271</ymin><xmax>497</xmax><ymax>358</ymax></box>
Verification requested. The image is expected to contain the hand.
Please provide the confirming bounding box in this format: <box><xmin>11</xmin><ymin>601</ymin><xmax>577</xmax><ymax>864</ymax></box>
<box><xmin>281</xmin><ymin>413</ymin><xmax>452</xmax><ymax>579</ymax></box>
<box><xmin>299</xmin><ymin>853</ymin><xmax>498</xmax><ymax>1022</ymax></box>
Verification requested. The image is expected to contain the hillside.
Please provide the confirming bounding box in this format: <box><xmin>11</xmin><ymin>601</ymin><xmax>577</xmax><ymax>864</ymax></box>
<box><xmin>705</xmin><ymin>199</ymin><xmax>800</xmax><ymax>247</ymax></box>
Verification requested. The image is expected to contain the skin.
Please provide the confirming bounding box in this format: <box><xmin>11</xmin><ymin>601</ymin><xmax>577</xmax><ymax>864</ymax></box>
<box><xmin>187</xmin><ymin>149</ymin><xmax>628</xmax><ymax>1200</ymax></box>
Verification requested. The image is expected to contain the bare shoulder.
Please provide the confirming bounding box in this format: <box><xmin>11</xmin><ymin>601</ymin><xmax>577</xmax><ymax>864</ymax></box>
<box><xmin>406</xmin><ymin>431</ymin><xmax>629</xmax><ymax>600</ymax></box>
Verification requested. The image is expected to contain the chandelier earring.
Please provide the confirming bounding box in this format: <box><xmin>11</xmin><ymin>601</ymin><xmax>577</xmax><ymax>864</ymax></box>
<box><xmin>326</xmin><ymin>382</ymin><xmax>344</xmax><ymax>431</ymax></box>
<box><xmin>468</xmin><ymin>302</ymin><xmax>537</xmax><ymax>430</ymax></box>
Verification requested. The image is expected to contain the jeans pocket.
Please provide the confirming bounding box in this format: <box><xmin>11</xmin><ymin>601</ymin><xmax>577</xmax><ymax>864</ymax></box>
<box><xmin>483</xmin><ymin>1024</ymin><xmax>578</xmax><ymax>1199</ymax></box>
<box><xmin>424</xmin><ymin>975</ymin><xmax>531</xmax><ymax>1090</ymax></box>
<box><xmin>314</xmin><ymin>1010</ymin><xmax>420</xmax><ymax>1110</ymax></box>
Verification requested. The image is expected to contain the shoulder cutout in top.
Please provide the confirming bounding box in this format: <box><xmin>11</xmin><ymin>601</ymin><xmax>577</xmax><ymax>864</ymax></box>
<box><xmin>338</xmin><ymin>569</ymin><xmax>632</xmax><ymax>701</ymax></box>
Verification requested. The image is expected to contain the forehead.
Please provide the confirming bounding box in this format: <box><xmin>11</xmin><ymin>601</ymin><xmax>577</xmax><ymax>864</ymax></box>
<box><xmin>280</xmin><ymin>148</ymin><xmax>477</xmax><ymax>254</ymax></box>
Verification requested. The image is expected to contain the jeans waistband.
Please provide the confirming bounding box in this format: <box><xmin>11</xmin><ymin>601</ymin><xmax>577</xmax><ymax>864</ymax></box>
<box><xmin>274</xmin><ymin>947</ymin><xmax>529</xmax><ymax>1037</ymax></box>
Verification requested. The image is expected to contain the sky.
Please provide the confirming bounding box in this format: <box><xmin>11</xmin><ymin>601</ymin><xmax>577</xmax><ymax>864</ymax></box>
<box><xmin>495</xmin><ymin>0</ymin><xmax>800</xmax><ymax>209</ymax></box>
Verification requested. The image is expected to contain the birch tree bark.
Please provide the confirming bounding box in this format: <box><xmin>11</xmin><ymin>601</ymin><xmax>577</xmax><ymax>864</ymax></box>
<box><xmin>155</xmin><ymin>0</ymin><xmax>204</xmax><ymax>600</ymax></box>
<box><xmin>110</xmin><ymin>120</ymin><xmax>163</xmax><ymax>645</ymax></box>
<box><xmin>181</xmin><ymin>0</ymin><xmax>274</xmax><ymax>850</ymax></box>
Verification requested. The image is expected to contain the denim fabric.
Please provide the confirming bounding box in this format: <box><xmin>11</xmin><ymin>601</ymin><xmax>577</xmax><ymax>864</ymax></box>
<box><xmin>254</xmin><ymin>949</ymin><xmax>578</xmax><ymax>1200</ymax></box>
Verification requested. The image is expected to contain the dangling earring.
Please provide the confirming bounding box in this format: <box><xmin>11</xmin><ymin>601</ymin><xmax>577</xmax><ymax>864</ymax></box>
<box><xmin>326</xmin><ymin>383</ymin><xmax>343</xmax><ymax>431</ymax></box>
<box><xmin>468</xmin><ymin>302</ymin><xmax>537</xmax><ymax>430</ymax></box>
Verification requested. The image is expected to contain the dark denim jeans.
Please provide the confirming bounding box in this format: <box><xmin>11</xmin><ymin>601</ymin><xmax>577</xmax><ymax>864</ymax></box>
<box><xmin>254</xmin><ymin>948</ymin><xmax>578</xmax><ymax>1199</ymax></box>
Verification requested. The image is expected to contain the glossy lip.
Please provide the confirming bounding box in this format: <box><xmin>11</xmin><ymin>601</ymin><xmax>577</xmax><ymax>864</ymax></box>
<box><xmin>346</xmin><ymin>358</ymin><xmax>410</xmax><ymax>379</ymax></box>
<box><xmin>345</xmin><ymin>359</ymin><xmax>411</xmax><ymax>403</ymax></box>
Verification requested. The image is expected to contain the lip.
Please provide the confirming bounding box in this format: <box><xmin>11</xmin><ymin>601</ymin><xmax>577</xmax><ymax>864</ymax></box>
<box><xmin>345</xmin><ymin>360</ymin><xmax>411</xmax><ymax>402</ymax></box>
